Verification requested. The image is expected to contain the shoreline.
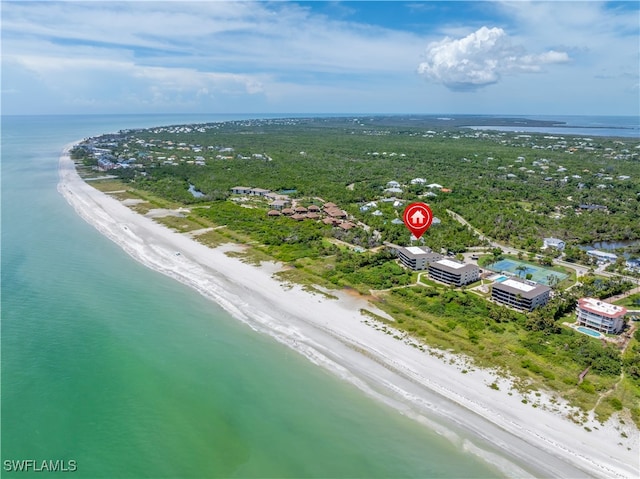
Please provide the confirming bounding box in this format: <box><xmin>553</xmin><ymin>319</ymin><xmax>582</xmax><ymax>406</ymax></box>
<box><xmin>58</xmin><ymin>143</ymin><xmax>639</xmax><ymax>478</ymax></box>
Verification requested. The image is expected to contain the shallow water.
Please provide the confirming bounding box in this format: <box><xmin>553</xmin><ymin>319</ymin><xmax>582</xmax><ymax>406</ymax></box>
<box><xmin>2</xmin><ymin>114</ymin><xmax>502</xmax><ymax>478</ymax></box>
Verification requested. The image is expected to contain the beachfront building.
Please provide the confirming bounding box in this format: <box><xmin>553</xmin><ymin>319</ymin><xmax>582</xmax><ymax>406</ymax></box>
<box><xmin>576</xmin><ymin>298</ymin><xmax>627</xmax><ymax>334</ymax></box>
<box><xmin>491</xmin><ymin>278</ymin><xmax>551</xmax><ymax>311</ymax></box>
<box><xmin>428</xmin><ymin>259</ymin><xmax>479</xmax><ymax>286</ymax></box>
<box><xmin>543</xmin><ymin>237</ymin><xmax>566</xmax><ymax>250</ymax></box>
<box><xmin>397</xmin><ymin>246</ymin><xmax>442</xmax><ymax>271</ymax></box>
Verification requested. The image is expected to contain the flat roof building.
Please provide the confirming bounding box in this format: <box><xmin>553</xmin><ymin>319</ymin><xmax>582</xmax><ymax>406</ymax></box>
<box><xmin>428</xmin><ymin>259</ymin><xmax>479</xmax><ymax>286</ymax></box>
<box><xmin>249</xmin><ymin>188</ymin><xmax>271</xmax><ymax>196</ymax></box>
<box><xmin>576</xmin><ymin>297</ymin><xmax>627</xmax><ymax>334</ymax></box>
<box><xmin>587</xmin><ymin>250</ymin><xmax>618</xmax><ymax>262</ymax></box>
<box><xmin>397</xmin><ymin>246</ymin><xmax>443</xmax><ymax>271</ymax></box>
<box><xmin>491</xmin><ymin>278</ymin><xmax>551</xmax><ymax>311</ymax></box>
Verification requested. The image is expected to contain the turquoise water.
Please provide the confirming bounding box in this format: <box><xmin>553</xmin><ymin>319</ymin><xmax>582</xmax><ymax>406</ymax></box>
<box><xmin>576</xmin><ymin>326</ymin><xmax>603</xmax><ymax>338</ymax></box>
<box><xmin>487</xmin><ymin>259</ymin><xmax>567</xmax><ymax>285</ymax></box>
<box><xmin>466</xmin><ymin>115</ymin><xmax>639</xmax><ymax>138</ymax></box>
<box><xmin>1</xmin><ymin>115</ymin><xmax>501</xmax><ymax>478</ymax></box>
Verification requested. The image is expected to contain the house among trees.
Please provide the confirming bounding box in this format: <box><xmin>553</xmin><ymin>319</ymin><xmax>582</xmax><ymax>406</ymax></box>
<box><xmin>231</xmin><ymin>186</ymin><xmax>252</xmax><ymax>195</ymax></box>
<box><xmin>249</xmin><ymin>188</ymin><xmax>271</xmax><ymax>196</ymax></box>
<box><xmin>543</xmin><ymin>237</ymin><xmax>566</xmax><ymax>250</ymax></box>
<box><xmin>326</xmin><ymin>208</ymin><xmax>347</xmax><ymax>219</ymax></box>
<box><xmin>360</xmin><ymin>201</ymin><xmax>377</xmax><ymax>212</ymax></box>
<box><xmin>578</xmin><ymin>203</ymin><xmax>607</xmax><ymax>212</ymax></box>
<box><xmin>97</xmin><ymin>157</ymin><xmax>116</xmax><ymax>170</ymax></box>
<box><xmin>338</xmin><ymin>221</ymin><xmax>356</xmax><ymax>230</ymax></box>
<box><xmin>269</xmin><ymin>199</ymin><xmax>290</xmax><ymax>210</ymax></box>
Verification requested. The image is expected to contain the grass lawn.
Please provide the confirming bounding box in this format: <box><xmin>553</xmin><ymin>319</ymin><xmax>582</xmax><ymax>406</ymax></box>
<box><xmin>614</xmin><ymin>293</ymin><xmax>640</xmax><ymax>308</ymax></box>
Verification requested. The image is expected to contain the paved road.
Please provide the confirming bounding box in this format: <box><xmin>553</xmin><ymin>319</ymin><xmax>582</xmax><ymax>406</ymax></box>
<box><xmin>446</xmin><ymin>209</ymin><xmax>639</xmax><ymax>286</ymax></box>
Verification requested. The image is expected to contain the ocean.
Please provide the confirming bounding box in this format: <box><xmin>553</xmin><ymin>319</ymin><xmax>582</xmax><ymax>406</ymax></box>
<box><xmin>2</xmin><ymin>114</ymin><xmax>503</xmax><ymax>478</ymax></box>
<box><xmin>465</xmin><ymin>115</ymin><xmax>639</xmax><ymax>138</ymax></box>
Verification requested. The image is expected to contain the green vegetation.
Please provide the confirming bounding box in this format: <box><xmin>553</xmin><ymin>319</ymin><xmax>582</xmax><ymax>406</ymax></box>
<box><xmin>577</xmin><ymin>275</ymin><xmax>635</xmax><ymax>299</ymax></box>
<box><xmin>78</xmin><ymin>116</ymin><xmax>640</xmax><ymax>426</ymax></box>
<box><xmin>323</xmin><ymin>250</ymin><xmax>413</xmax><ymax>292</ymax></box>
<box><xmin>614</xmin><ymin>293</ymin><xmax>640</xmax><ymax>308</ymax></box>
<box><xmin>98</xmin><ymin>117</ymin><xmax>640</xmax><ymax>249</ymax></box>
<box><xmin>197</xmin><ymin>202</ymin><xmax>336</xmax><ymax>262</ymax></box>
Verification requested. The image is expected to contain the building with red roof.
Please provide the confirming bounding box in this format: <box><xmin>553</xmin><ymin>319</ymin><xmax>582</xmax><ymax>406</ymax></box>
<box><xmin>576</xmin><ymin>297</ymin><xmax>627</xmax><ymax>334</ymax></box>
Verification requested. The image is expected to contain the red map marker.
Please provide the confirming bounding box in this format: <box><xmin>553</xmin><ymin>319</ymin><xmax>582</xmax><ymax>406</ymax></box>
<box><xmin>402</xmin><ymin>202</ymin><xmax>433</xmax><ymax>239</ymax></box>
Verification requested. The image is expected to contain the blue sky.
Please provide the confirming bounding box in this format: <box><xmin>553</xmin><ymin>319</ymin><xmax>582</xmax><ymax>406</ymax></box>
<box><xmin>1</xmin><ymin>1</ymin><xmax>638</xmax><ymax>115</ymax></box>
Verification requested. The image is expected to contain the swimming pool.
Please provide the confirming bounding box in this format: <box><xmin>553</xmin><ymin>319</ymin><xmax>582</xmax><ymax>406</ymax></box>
<box><xmin>489</xmin><ymin>274</ymin><xmax>508</xmax><ymax>282</ymax></box>
<box><xmin>576</xmin><ymin>326</ymin><xmax>603</xmax><ymax>338</ymax></box>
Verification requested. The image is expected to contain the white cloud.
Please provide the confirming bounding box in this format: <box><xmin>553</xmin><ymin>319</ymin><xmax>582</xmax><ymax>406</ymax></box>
<box><xmin>1</xmin><ymin>1</ymin><xmax>425</xmax><ymax>114</ymax></box>
<box><xmin>417</xmin><ymin>26</ymin><xmax>569</xmax><ymax>91</ymax></box>
<box><xmin>0</xmin><ymin>1</ymin><xmax>636</xmax><ymax>115</ymax></box>
<box><xmin>4</xmin><ymin>51</ymin><xmax>265</xmax><ymax>113</ymax></box>
<box><xmin>497</xmin><ymin>1</ymin><xmax>638</xmax><ymax>86</ymax></box>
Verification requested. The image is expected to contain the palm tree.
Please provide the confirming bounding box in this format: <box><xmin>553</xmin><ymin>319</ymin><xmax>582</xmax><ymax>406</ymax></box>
<box><xmin>547</xmin><ymin>274</ymin><xmax>560</xmax><ymax>289</ymax></box>
<box><xmin>516</xmin><ymin>265</ymin><xmax>527</xmax><ymax>278</ymax></box>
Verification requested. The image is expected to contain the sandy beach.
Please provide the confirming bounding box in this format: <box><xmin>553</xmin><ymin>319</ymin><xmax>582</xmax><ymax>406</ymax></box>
<box><xmin>59</xmin><ymin>143</ymin><xmax>639</xmax><ymax>479</ymax></box>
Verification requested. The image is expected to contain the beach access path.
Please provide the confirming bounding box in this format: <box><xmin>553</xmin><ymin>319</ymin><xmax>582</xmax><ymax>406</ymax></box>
<box><xmin>59</xmin><ymin>144</ymin><xmax>639</xmax><ymax>479</ymax></box>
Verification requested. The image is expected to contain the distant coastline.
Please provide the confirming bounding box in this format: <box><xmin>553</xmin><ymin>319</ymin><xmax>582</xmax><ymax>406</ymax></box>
<box><xmin>325</xmin><ymin>114</ymin><xmax>639</xmax><ymax>138</ymax></box>
<box><xmin>3</xmin><ymin>112</ymin><xmax>637</xmax><ymax>139</ymax></box>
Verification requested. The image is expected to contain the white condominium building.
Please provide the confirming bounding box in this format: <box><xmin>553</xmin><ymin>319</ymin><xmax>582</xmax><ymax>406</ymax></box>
<box><xmin>428</xmin><ymin>259</ymin><xmax>479</xmax><ymax>286</ymax></box>
<box><xmin>491</xmin><ymin>278</ymin><xmax>551</xmax><ymax>311</ymax></box>
<box><xmin>576</xmin><ymin>298</ymin><xmax>627</xmax><ymax>334</ymax></box>
<box><xmin>397</xmin><ymin>246</ymin><xmax>443</xmax><ymax>271</ymax></box>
